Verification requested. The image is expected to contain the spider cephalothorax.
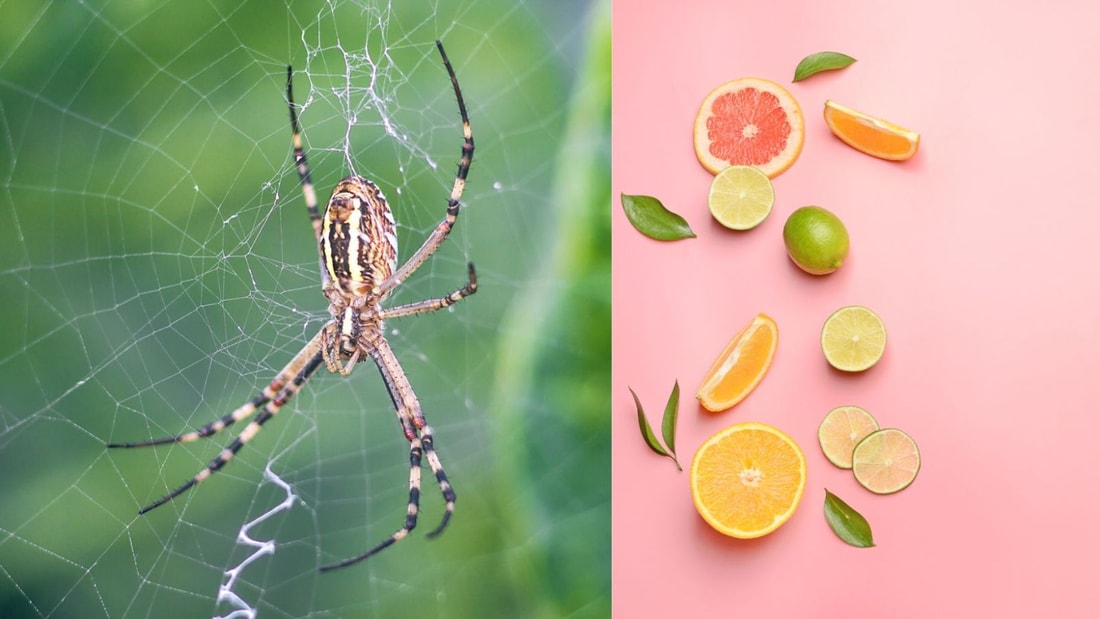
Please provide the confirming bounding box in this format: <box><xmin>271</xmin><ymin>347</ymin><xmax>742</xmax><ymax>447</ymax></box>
<box><xmin>108</xmin><ymin>40</ymin><xmax>476</xmax><ymax>572</ymax></box>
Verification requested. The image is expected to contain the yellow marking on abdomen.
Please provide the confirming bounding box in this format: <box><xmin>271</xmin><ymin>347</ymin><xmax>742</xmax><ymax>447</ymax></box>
<box><xmin>345</xmin><ymin>202</ymin><xmax>365</xmax><ymax>290</ymax></box>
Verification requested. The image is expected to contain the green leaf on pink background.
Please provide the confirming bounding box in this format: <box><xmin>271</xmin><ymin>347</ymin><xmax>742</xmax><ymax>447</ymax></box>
<box><xmin>661</xmin><ymin>381</ymin><xmax>680</xmax><ymax>457</ymax></box>
<box><xmin>630</xmin><ymin>385</ymin><xmax>681</xmax><ymax>471</ymax></box>
<box><xmin>824</xmin><ymin>489</ymin><xmax>875</xmax><ymax>547</ymax></box>
<box><xmin>621</xmin><ymin>193</ymin><xmax>696</xmax><ymax>241</ymax></box>
<box><xmin>793</xmin><ymin>51</ymin><xmax>857</xmax><ymax>82</ymax></box>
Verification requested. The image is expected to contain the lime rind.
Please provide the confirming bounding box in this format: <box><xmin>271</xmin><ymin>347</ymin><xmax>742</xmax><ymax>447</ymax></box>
<box><xmin>782</xmin><ymin>206</ymin><xmax>850</xmax><ymax>275</ymax></box>
<box><xmin>817</xmin><ymin>405</ymin><xmax>879</xmax><ymax>469</ymax></box>
<box><xmin>851</xmin><ymin>428</ymin><xmax>921</xmax><ymax>494</ymax></box>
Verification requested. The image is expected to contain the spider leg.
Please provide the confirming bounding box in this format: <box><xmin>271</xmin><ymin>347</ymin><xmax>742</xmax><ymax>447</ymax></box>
<box><xmin>106</xmin><ymin>328</ymin><xmax>325</xmax><ymax>449</ymax></box>
<box><xmin>105</xmin><ymin>393</ymin><xmax>270</xmax><ymax>448</ymax></box>
<box><xmin>111</xmin><ymin>330</ymin><xmax>325</xmax><ymax>514</ymax></box>
<box><xmin>287</xmin><ymin>65</ymin><xmax>333</xmax><ymax>289</ymax></box>
<box><xmin>319</xmin><ymin>435</ymin><xmax>423</xmax><ymax>571</ymax></box>
<box><xmin>378</xmin><ymin>262</ymin><xmax>477</xmax><ymax>321</ymax></box>
<box><xmin>319</xmin><ymin>337</ymin><xmax>455</xmax><ymax>571</ymax></box>
<box><xmin>377</xmin><ymin>40</ymin><xmax>474</xmax><ymax>297</ymax></box>
<box><xmin>286</xmin><ymin>66</ymin><xmax>322</xmax><ymax>242</ymax></box>
<box><xmin>419</xmin><ymin>427</ymin><xmax>454</xmax><ymax>537</ymax></box>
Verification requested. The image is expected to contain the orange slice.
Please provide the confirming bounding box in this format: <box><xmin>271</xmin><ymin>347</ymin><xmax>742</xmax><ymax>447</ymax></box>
<box><xmin>694</xmin><ymin>78</ymin><xmax>805</xmax><ymax>178</ymax></box>
<box><xmin>691</xmin><ymin>422</ymin><xmax>807</xmax><ymax>539</ymax></box>
<box><xmin>823</xmin><ymin>100</ymin><xmax>920</xmax><ymax>161</ymax></box>
<box><xmin>696</xmin><ymin>313</ymin><xmax>778</xmax><ymax>412</ymax></box>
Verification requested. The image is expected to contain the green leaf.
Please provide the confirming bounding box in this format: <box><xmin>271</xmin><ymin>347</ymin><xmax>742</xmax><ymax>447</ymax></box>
<box><xmin>793</xmin><ymin>51</ymin><xmax>857</xmax><ymax>82</ymax></box>
<box><xmin>824</xmin><ymin>489</ymin><xmax>875</xmax><ymax>547</ymax></box>
<box><xmin>621</xmin><ymin>193</ymin><xmax>696</xmax><ymax>241</ymax></box>
<box><xmin>661</xmin><ymin>381</ymin><xmax>681</xmax><ymax>471</ymax></box>
<box><xmin>661</xmin><ymin>381</ymin><xmax>679</xmax><ymax>455</ymax></box>
<box><xmin>631</xmin><ymin>387</ymin><xmax>670</xmax><ymax>459</ymax></box>
<box><xmin>630</xmin><ymin>386</ymin><xmax>681</xmax><ymax>470</ymax></box>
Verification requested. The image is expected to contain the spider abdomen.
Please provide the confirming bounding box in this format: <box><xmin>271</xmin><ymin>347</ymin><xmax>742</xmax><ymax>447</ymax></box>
<box><xmin>320</xmin><ymin>175</ymin><xmax>398</xmax><ymax>298</ymax></box>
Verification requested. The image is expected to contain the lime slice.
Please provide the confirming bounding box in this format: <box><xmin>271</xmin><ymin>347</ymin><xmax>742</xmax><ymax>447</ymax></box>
<box><xmin>852</xmin><ymin>428</ymin><xmax>920</xmax><ymax>494</ymax></box>
<box><xmin>817</xmin><ymin>405</ymin><xmax>879</xmax><ymax>469</ymax></box>
<box><xmin>707</xmin><ymin>165</ymin><xmax>775</xmax><ymax>230</ymax></box>
<box><xmin>821</xmin><ymin>305</ymin><xmax>886</xmax><ymax>372</ymax></box>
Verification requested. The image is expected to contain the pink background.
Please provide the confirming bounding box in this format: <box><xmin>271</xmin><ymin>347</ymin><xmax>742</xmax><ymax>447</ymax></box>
<box><xmin>612</xmin><ymin>0</ymin><xmax>1100</xmax><ymax>616</ymax></box>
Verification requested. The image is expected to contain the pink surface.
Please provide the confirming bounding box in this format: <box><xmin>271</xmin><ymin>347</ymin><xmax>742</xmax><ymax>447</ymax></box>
<box><xmin>612</xmin><ymin>1</ymin><xmax>1100</xmax><ymax>616</ymax></box>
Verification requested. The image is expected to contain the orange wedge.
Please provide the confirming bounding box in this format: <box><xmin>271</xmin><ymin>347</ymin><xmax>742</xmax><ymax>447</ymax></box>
<box><xmin>691</xmin><ymin>421</ymin><xmax>807</xmax><ymax>538</ymax></box>
<box><xmin>696</xmin><ymin>313</ymin><xmax>778</xmax><ymax>412</ymax></box>
<box><xmin>823</xmin><ymin>100</ymin><xmax>920</xmax><ymax>161</ymax></box>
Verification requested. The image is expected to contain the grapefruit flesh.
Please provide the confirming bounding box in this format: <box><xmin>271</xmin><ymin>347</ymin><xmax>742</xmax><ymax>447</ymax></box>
<box><xmin>694</xmin><ymin>78</ymin><xmax>805</xmax><ymax>178</ymax></box>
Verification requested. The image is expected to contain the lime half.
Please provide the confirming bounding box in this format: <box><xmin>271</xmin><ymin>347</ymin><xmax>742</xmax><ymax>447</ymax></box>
<box><xmin>852</xmin><ymin>428</ymin><xmax>921</xmax><ymax>494</ymax></box>
<box><xmin>707</xmin><ymin>165</ymin><xmax>775</xmax><ymax>230</ymax></box>
<box><xmin>817</xmin><ymin>405</ymin><xmax>879</xmax><ymax>469</ymax></box>
<box><xmin>821</xmin><ymin>305</ymin><xmax>886</xmax><ymax>372</ymax></box>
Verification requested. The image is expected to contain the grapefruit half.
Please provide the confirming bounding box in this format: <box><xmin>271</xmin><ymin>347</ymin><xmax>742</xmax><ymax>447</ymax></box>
<box><xmin>693</xmin><ymin>77</ymin><xmax>805</xmax><ymax>178</ymax></box>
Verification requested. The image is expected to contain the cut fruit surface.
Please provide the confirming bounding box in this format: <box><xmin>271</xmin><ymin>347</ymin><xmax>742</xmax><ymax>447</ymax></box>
<box><xmin>694</xmin><ymin>78</ymin><xmax>804</xmax><ymax>178</ymax></box>
<box><xmin>818</xmin><ymin>405</ymin><xmax>879</xmax><ymax>469</ymax></box>
<box><xmin>696</xmin><ymin>313</ymin><xmax>778</xmax><ymax>412</ymax></box>
<box><xmin>852</xmin><ymin>428</ymin><xmax>921</xmax><ymax>494</ymax></box>
<box><xmin>691</xmin><ymin>422</ymin><xmax>807</xmax><ymax>539</ymax></box>
<box><xmin>708</xmin><ymin>165</ymin><xmax>775</xmax><ymax>230</ymax></box>
<box><xmin>824</xmin><ymin>100</ymin><xmax>920</xmax><ymax>161</ymax></box>
<box><xmin>821</xmin><ymin>305</ymin><xmax>886</xmax><ymax>372</ymax></box>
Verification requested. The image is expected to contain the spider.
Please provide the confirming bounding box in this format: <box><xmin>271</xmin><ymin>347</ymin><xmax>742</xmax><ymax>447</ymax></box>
<box><xmin>107</xmin><ymin>40</ymin><xmax>476</xmax><ymax>572</ymax></box>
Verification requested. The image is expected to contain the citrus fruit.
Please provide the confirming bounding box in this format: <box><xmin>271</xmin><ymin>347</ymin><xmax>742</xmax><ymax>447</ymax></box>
<box><xmin>694</xmin><ymin>77</ymin><xmax>805</xmax><ymax>178</ymax></box>
<box><xmin>690</xmin><ymin>422</ymin><xmax>807</xmax><ymax>539</ymax></box>
<box><xmin>696</xmin><ymin>313</ymin><xmax>778</xmax><ymax>412</ymax></box>
<box><xmin>852</xmin><ymin>428</ymin><xmax>921</xmax><ymax>494</ymax></box>
<box><xmin>817</xmin><ymin>405</ymin><xmax>879</xmax><ymax>469</ymax></box>
<box><xmin>824</xmin><ymin>100</ymin><xmax>920</xmax><ymax>161</ymax></box>
<box><xmin>782</xmin><ymin>206</ymin><xmax>849</xmax><ymax>275</ymax></box>
<box><xmin>708</xmin><ymin>165</ymin><xmax>775</xmax><ymax>230</ymax></box>
<box><xmin>820</xmin><ymin>305</ymin><xmax>887</xmax><ymax>372</ymax></box>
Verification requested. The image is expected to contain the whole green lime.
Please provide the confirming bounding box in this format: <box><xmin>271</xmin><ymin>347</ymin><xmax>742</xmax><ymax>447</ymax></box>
<box><xmin>782</xmin><ymin>206</ymin><xmax>849</xmax><ymax>275</ymax></box>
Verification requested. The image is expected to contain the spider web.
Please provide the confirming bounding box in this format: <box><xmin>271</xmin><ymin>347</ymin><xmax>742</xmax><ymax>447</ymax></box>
<box><xmin>0</xmin><ymin>1</ymin><xmax>610</xmax><ymax>618</ymax></box>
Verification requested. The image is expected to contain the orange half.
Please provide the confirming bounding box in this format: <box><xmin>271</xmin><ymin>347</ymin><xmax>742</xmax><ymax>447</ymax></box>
<box><xmin>823</xmin><ymin>100</ymin><xmax>920</xmax><ymax>161</ymax></box>
<box><xmin>691</xmin><ymin>422</ymin><xmax>807</xmax><ymax>539</ymax></box>
<box><xmin>696</xmin><ymin>313</ymin><xmax>778</xmax><ymax>412</ymax></box>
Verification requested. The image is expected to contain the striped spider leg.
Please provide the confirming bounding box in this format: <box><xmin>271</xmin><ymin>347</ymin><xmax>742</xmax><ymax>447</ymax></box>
<box><xmin>107</xmin><ymin>40</ymin><xmax>476</xmax><ymax>572</ymax></box>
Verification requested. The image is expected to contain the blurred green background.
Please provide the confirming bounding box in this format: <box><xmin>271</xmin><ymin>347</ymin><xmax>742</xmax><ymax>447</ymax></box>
<box><xmin>0</xmin><ymin>1</ymin><xmax>609</xmax><ymax>617</ymax></box>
